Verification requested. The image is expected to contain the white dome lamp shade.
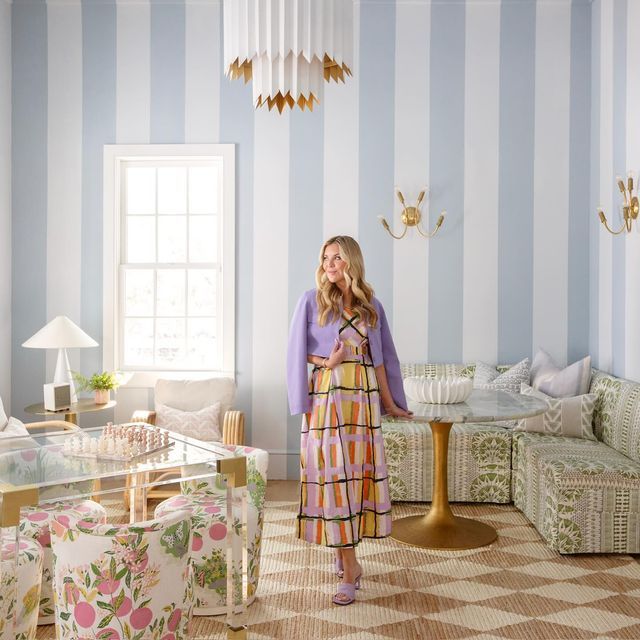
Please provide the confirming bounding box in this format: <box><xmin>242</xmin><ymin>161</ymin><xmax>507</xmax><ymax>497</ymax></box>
<box><xmin>22</xmin><ymin>316</ymin><xmax>98</xmax><ymax>404</ymax></box>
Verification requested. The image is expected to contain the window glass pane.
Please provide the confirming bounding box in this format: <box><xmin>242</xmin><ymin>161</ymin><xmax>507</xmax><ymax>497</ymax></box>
<box><xmin>158</xmin><ymin>216</ymin><xmax>186</xmax><ymax>263</ymax></box>
<box><xmin>157</xmin><ymin>269</ymin><xmax>185</xmax><ymax>316</ymax></box>
<box><xmin>189</xmin><ymin>216</ymin><xmax>217</xmax><ymax>263</ymax></box>
<box><xmin>187</xmin><ymin>318</ymin><xmax>217</xmax><ymax>368</ymax></box>
<box><xmin>127</xmin><ymin>217</ymin><xmax>156</xmax><ymax>263</ymax></box>
<box><xmin>188</xmin><ymin>269</ymin><xmax>216</xmax><ymax>316</ymax></box>
<box><xmin>189</xmin><ymin>166</ymin><xmax>217</xmax><ymax>214</ymax></box>
<box><xmin>126</xmin><ymin>167</ymin><xmax>156</xmax><ymax>215</ymax></box>
<box><xmin>124</xmin><ymin>269</ymin><xmax>154</xmax><ymax>316</ymax></box>
<box><xmin>158</xmin><ymin>167</ymin><xmax>187</xmax><ymax>215</ymax></box>
<box><xmin>156</xmin><ymin>318</ymin><xmax>185</xmax><ymax>365</ymax></box>
<box><xmin>124</xmin><ymin>318</ymin><xmax>154</xmax><ymax>366</ymax></box>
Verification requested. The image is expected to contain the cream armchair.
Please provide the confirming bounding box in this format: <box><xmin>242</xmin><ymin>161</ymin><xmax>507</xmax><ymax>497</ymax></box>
<box><xmin>127</xmin><ymin>378</ymin><xmax>245</xmax><ymax>513</ymax></box>
<box><xmin>131</xmin><ymin>377</ymin><xmax>245</xmax><ymax>445</ymax></box>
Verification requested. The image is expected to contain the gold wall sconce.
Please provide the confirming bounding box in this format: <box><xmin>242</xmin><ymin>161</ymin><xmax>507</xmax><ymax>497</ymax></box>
<box><xmin>598</xmin><ymin>173</ymin><xmax>639</xmax><ymax>235</ymax></box>
<box><xmin>378</xmin><ymin>188</ymin><xmax>446</xmax><ymax>240</ymax></box>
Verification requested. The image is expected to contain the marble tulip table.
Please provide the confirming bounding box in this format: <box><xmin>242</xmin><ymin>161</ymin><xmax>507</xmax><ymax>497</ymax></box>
<box><xmin>385</xmin><ymin>389</ymin><xmax>548</xmax><ymax>550</ymax></box>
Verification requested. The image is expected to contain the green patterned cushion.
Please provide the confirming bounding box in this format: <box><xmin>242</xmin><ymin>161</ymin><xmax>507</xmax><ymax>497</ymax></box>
<box><xmin>400</xmin><ymin>363</ymin><xmax>512</xmax><ymax>380</ymax></box>
<box><xmin>400</xmin><ymin>363</ymin><xmax>472</xmax><ymax>379</ymax></box>
<box><xmin>590</xmin><ymin>369</ymin><xmax>640</xmax><ymax>463</ymax></box>
<box><xmin>512</xmin><ymin>432</ymin><xmax>640</xmax><ymax>553</ymax></box>
<box><xmin>382</xmin><ymin>421</ymin><xmax>512</xmax><ymax>503</ymax></box>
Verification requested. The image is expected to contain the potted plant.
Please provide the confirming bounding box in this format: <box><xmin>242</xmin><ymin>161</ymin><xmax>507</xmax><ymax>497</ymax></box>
<box><xmin>72</xmin><ymin>371</ymin><xmax>121</xmax><ymax>404</ymax></box>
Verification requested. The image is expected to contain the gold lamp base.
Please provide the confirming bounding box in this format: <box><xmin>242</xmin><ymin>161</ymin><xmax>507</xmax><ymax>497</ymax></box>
<box><xmin>392</xmin><ymin>513</ymin><xmax>497</xmax><ymax>550</ymax></box>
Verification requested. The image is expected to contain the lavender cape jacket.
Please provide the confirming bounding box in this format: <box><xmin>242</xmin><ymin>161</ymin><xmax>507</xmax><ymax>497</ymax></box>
<box><xmin>287</xmin><ymin>288</ymin><xmax>408</xmax><ymax>416</ymax></box>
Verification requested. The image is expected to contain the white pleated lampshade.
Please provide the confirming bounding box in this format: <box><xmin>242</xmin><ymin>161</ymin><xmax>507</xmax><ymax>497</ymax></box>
<box><xmin>223</xmin><ymin>0</ymin><xmax>353</xmax><ymax>112</ymax></box>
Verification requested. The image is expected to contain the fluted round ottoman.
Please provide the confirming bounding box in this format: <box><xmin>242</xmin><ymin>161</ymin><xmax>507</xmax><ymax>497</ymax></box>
<box><xmin>18</xmin><ymin>499</ymin><xmax>107</xmax><ymax>624</ymax></box>
<box><xmin>0</xmin><ymin>535</ymin><xmax>43</xmax><ymax>640</ymax></box>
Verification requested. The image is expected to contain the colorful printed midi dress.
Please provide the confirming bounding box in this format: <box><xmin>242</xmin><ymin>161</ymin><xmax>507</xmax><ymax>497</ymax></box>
<box><xmin>297</xmin><ymin>308</ymin><xmax>392</xmax><ymax>547</ymax></box>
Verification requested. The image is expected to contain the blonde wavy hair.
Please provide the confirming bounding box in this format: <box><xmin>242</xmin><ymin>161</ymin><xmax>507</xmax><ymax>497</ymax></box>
<box><xmin>315</xmin><ymin>235</ymin><xmax>378</xmax><ymax>327</ymax></box>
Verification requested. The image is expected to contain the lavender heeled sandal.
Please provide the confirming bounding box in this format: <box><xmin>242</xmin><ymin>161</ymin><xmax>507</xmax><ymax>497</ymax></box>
<box><xmin>332</xmin><ymin>571</ymin><xmax>362</xmax><ymax>605</ymax></box>
<box><xmin>332</xmin><ymin>582</ymin><xmax>357</xmax><ymax>606</ymax></box>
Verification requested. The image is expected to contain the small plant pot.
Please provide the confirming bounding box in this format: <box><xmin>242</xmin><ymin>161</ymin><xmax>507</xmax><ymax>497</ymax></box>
<box><xmin>94</xmin><ymin>389</ymin><xmax>110</xmax><ymax>404</ymax></box>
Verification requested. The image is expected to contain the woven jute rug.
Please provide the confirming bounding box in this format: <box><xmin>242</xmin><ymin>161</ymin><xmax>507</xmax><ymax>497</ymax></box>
<box><xmin>37</xmin><ymin>500</ymin><xmax>640</xmax><ymax>639</ymax></box>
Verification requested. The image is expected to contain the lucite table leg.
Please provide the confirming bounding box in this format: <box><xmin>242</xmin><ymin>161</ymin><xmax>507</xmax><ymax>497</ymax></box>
<box><xmin>217</xmin><ymin>456</ymin><xmax>248</xmax><ymax>640</ymax></box>
<box><xmin>391</xmin><ymin>421</ymin><xmax>497</xmax><ymax>550</ymax></box>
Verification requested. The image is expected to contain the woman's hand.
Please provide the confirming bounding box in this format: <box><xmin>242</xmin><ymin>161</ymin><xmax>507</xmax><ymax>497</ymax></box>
<box><xmin>325</xmin><ymin>339</ymin><xmax>346</xmax><ymax>369</ymax></box>
<box><xmin>384</xmin><ymin>404</ymin><xmax>413</xmax><ymax>418</ymax></box>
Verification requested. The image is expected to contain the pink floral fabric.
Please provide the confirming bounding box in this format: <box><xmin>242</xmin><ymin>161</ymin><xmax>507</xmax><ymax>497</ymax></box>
<box><xmin>0</xmin><ymin>535</ymin><xmax>43</xmax><ymax>640</ymax></box>
<box><xmin>50</xmin><ymin>511</ymin><xmax>194</xmax><ymax>640</ymax></box>
<box><xmin>18</xmin><ymin>499</ymin><xmax>106</xmax><ymax>624</ymax></box>
<box><xmin>159</xmin><ymin>444</ymin><xmax>268</xmax><ymax>615</ymax></box>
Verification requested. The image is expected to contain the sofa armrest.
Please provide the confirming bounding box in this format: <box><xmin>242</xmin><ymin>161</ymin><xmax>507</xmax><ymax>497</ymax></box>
<box><xmin>222</xmin><ymin>410</ymin><xmax>244</xmax><ymax>445</ymax></box>
<box><xmin>26</xmin><ymin>420</ymin><xmax>79</xmax><ymax>433</ymax></box>
<box><xmin>131</xmin><ymin>410</ymin><xmax>157</xmax><ymax>425</ymax></box>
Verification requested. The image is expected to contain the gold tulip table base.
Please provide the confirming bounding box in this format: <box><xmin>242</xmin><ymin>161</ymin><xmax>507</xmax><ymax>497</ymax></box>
<box><xmin>390</xmin><ymin>420</ymin><xmax>497</xmax><ymax>551</ymax></box>
<box><xmin>392</xmin><ymin>513</ymin><xmax>497</xmax><ymax>550</ymax></box>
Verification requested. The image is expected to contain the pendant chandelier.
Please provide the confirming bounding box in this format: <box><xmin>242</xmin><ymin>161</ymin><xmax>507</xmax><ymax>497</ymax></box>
<box><xmin>223</xmin><ymin>0</ymin><xmax>353</xmax><ymax>113</ymax></box>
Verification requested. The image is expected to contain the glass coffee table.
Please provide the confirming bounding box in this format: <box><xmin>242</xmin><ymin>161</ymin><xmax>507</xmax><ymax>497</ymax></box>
<box><xmin>385</xmin><ymin>389</ymin><xmax>548</xmax><ymax>550</ymax></box>
<box><xmin>0</xmin><ymin>424</ymin><xmax>248</xmax><ymax>639</ymax></box>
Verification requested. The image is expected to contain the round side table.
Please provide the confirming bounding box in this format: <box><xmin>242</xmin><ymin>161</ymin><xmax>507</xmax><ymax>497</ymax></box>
<box><xmin>24</xmin><ymin>398</ymin><xmax>117</xmax><ymax>426</ymax></box>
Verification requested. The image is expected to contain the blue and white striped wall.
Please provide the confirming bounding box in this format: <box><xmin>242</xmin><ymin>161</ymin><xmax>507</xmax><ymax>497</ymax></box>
<box><xmin>9</xmin><ymin>0</ymin><xmax>599</xmax><ymax>478</ymax></box>
<box><xmin>590</xmin><ymin>0</ymin><xmax>640</xmax><ymax>383</ymax></box>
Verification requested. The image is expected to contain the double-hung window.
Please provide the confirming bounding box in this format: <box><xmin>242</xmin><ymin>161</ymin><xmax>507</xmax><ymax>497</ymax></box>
<box><xmin>103</xmin><ymin>145</ymin><xmax>235</xmax><ymax>386</ymax></box>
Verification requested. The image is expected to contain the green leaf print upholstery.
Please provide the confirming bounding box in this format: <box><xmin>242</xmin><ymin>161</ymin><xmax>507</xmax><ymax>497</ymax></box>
<box><xmin>384</xmin><ymin>363</ymin><xmax>512</xmax><ymax>504</ymax></box>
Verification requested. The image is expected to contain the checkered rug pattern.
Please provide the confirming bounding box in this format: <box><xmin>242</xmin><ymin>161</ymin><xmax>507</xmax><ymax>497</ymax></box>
<box><xmin>37</xmin><ymin>501</ymin><xmax>640</xmax><ymax>639</ymax></box>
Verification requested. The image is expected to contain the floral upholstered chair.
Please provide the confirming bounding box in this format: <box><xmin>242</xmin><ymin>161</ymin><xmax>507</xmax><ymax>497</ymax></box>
<box><xmin>50</xmin><ymin>510</ymin><xmax>194</xmax><ymax>639</ymax></box>
<box><xmin>19</xmin><ymin>499</ymin><xmax>107</xmax><ymax>624</ymax></box>
<box><xmin>0</xmin><ymin>535</ymin><xmax>43</xmax><ymax>640</ymax></box>
<box><xmin>0</xmin><ymin>402</ymin><xmax>106</xmax><ymax>625</ymax></box>
<box><xmin>155</xmin><ymin>445</ymin><xmax>268</xmax><ymax>615</ymax></box>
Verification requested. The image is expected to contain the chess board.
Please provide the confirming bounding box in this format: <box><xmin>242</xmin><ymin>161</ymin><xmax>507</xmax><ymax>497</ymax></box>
<box><xmin>62</xmin><ymin>423</ymin><xmax>174</xmax><ymax>462</ymax></box>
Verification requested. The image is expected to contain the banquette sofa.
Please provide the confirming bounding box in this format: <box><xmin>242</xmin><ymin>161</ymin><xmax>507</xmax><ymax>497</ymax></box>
<box><xmin>382</xmin><ymin>363</ymin><xmax>640</xmax><ymax>554</ymax></box>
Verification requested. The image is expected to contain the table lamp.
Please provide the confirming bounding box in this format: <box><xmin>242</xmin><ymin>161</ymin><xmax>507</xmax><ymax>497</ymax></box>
<box><xmin>22</xmin><ymin>316</ymin><xmax>98</xmax><ymax>404</ymax></box>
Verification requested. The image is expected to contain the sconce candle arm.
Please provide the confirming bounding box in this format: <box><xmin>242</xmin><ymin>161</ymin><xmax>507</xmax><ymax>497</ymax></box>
<box><xmin>598</xmin><ymin>210</ymin><xmax>629</xmax><ymax>235</ymax></box>
<box><xmin>416</xmin><ymin>212</ymin><xmax>446</xmax><ymax>238</ymax></box>
<box><xmin>378</xmin><ymin>215</ymin><xmax>408</xmax><ymax>240</ymax></box>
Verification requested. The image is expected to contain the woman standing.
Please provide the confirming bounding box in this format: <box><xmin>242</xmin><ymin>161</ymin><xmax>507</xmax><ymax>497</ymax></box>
<box><xmin>287</xmin><ymin>235</ymin><xmax>411</xmax><ymax>606</ymax></box>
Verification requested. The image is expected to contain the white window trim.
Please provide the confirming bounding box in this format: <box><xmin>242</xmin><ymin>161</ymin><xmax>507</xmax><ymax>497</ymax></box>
<box><xmin>103</xmin><ymin>144</ymin><xmax>235</xmax><ymax>388</ymax></box>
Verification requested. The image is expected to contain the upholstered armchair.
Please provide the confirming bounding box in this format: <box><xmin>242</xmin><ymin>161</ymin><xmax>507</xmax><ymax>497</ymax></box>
<box><xmin>0</xmin><ymin>535</ymin><xmax>43</xmax><ymax>640</ymax></box>
<box><xmin>155</xmin><ymin>444</ymin><xmax>269</xmax><ymax>615</ymax></box>
<box><xmin>131</xmin><ymin>377</ymin><xmax>245</xmax><ymax>445</ymax></box>
<box><xmin>50</xmin><ymin>510</ymin><xmax>194</xmax><ymax>639</ymax></box>
<box><xmin>127</xmin><ymin>377</ymin><xmax>245</xmax><ymax>510</ymax></box>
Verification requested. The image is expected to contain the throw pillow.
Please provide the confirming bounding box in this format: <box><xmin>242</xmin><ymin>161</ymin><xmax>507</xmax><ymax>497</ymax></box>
<box><xmin>155</xmin><ymin>402</ymin><xmax>222</xmax><ymax>442</ymax></box>
<box><xmin>0</xmin><ymin>395</ymin><xmax>7</xmax><ymax>429</ymax></box>
<box><xmin>0</xmin><ymin>416</ymin><xmax>29</xmax><ymax>438</ymax></box>
<box><xmin>473</xmin><ymin>358</ymin><xmax>531</xmax><ymax>393</ymax></box>
<box><xmin>515</xmin><ymin>384</ymin><xmax>597</xmax><ymax>440</ymax></box>
<box><xmin>530</xmin><ymin>348</ymin><xmax>592</xmax><ymax>398</ymax></box>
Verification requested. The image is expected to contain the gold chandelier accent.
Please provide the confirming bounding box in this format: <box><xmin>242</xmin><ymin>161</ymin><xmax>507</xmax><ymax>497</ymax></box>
<box><xmin>598</xmin><ymin>173</ymin><xmax>640</xmax><ymax>235</ymax></box>
<box><xmin>378</xmin><ymin>189</ymin><xmax>446</xmax><ymax>240</ymax></box>
<box><xmin>223</xmin><ymin>0</ymin><xmax>353</xmax><ymax>112</ymax></box>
